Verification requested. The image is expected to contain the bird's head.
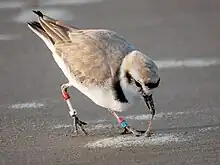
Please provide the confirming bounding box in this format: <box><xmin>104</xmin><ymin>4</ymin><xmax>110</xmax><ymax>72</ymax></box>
<box><xmin>120</xmin><ymin>50</ymin><xmax>160</xmax><ymax>114</ymax></box>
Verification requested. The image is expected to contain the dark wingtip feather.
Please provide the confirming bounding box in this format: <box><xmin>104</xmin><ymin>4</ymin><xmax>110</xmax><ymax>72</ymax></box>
<box><xmin>27</xmin><ymin>21</ymin><xmax>34</xmax><ymax>27</ymax></box>
<box><xmin>33</xmin><ymin>10</ymin><xmax>43</xmax><ymax>17</ymax></box>
<box><xmin>27</xmin><ymin>21</ymin><xmax>45</xmax><ymax>31</ymax></box>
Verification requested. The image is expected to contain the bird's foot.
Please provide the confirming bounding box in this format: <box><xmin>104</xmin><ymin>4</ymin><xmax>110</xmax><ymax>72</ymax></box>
<box><xmin>121</xmin><ymin>126</ymin><xmax>144</xmax><ymax>137</ymax></box>
<box><xmin>117</xmin><ymin>117</ymin><xmax>143</xmax><ymax>137</ymax></box>
<box><xmin>144</xmin><ymin>130</ymin><xmax>153</xmax><ymax>137</ymax></box>
<box><xmin>70</xmin><ymin>114</ymin><xmax>88</xmax><ymax>136</ymax></box>
<box><xmin>122</xmin><ymin>128</ymin><xmax>153</xmax><ymax>137</ymax></box>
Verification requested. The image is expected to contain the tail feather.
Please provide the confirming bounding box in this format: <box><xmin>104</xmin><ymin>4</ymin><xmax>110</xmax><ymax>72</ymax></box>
<box><xmin>27</xmin><ymin>21</ymin><xmax>54</xmax><ymax>51</ymax></box>
<box><xmin>27</xmin><ymin>21</ymin><xmax>49</xmax><ymax>39</ymax></box>
<box><xmin>32</xmin><ymin>10</ymin><xmax>77</xmax><ymax>30</ymax></box>
<box><xmin>38</xmin><ymin>16</ymin><xmax>64</xmax><ymax>42</ymax></box>
<box><xmin>30</xmin><ymin>10</ymin><xmax>78</xmax><ymax>44</ymax></box>
<box><xmin>47</xmin><ymin>21</ymin><xmax>69</xmax><ymax>40</ymax></box>
<box><xmin>29</xmin><ymin>21</ymin><xmax>44</xmax><ymax>31</ymax></box>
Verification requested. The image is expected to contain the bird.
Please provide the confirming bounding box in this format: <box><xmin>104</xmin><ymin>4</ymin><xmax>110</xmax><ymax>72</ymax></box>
<box><xmin>27</xmin><ymin>10</ymin><xmax>160</xmax><ymax>137</ymax></box>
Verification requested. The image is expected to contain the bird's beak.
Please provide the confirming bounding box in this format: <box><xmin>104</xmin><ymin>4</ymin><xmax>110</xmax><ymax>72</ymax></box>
<box><xmin>142</xmin><ymin>94</ymin><xmax>155</xmax><ymax>116</ymax></box>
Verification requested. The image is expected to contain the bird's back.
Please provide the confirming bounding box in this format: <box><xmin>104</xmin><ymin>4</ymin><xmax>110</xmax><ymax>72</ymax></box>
<box><xmin>54</xmin><ymin>29</ymin><xmax>137</xmax><ymax>87</ymax></box>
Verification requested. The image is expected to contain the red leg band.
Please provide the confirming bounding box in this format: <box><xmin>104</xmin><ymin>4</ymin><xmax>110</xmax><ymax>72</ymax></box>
<box><xmin>63</xmin><ymin>91</ymin><xmax>70</xmax><ymax>100</ymax></box>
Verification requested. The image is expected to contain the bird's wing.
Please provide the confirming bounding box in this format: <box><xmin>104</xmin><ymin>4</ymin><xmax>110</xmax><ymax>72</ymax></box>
<box><xmin>54</xmin><ymin>29</ymin><xmax>136</xmax><ymax>86</ymax></box>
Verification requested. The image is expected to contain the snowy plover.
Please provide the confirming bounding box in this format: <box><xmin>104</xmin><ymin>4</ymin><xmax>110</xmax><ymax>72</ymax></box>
<box><xmin>28</xmin><ymin>11</ymin><xmax>160</xmax><ymax>137</ymax></box>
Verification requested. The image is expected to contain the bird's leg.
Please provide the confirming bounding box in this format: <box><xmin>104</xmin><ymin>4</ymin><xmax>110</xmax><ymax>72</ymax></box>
<box><xmin>108</xmin><ymin>109</ymin><xmax>142</xmax><ymax>136</ymax></box>
<box><xmin>61</xmin><ymin>83</ymin><xmax>88</xmax><ymax>135</ymax></box>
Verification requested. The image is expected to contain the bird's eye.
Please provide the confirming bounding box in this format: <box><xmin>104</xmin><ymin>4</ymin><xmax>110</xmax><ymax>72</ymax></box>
<box><xmin>124</xmin><ymin>71</ymin><xmax>143</xmax><ymax>88</ymax></box>
<box><xmin>145</xmin><ymin>78</ymin><xmax>160</xmax><ymax>89</ymax></box>
<box><xmin>135</xmin><ymin>80</ymin><xmax>142</xmax><ymax>87</ymax></box>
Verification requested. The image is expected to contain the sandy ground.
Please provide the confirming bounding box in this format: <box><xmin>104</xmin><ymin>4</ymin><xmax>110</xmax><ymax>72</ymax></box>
<box><xmin>0</xmin><ymin>0</ymin><xmax>220</xmax><ymax>164</ymax></box>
